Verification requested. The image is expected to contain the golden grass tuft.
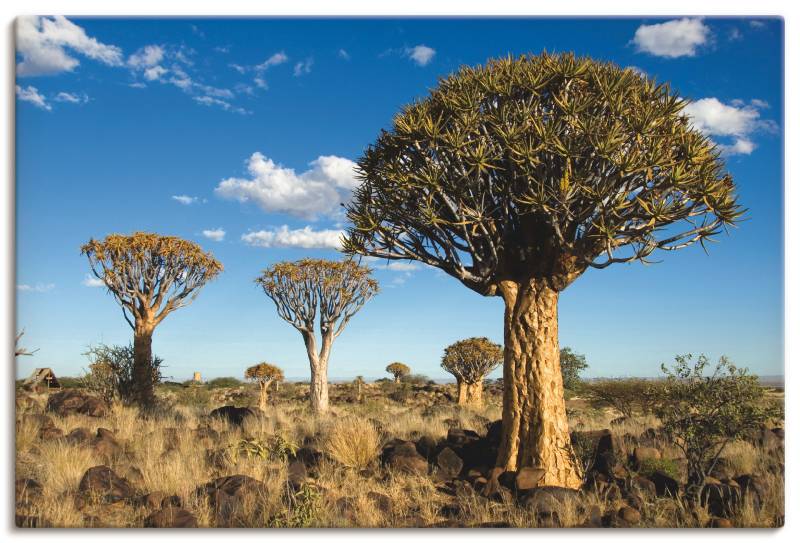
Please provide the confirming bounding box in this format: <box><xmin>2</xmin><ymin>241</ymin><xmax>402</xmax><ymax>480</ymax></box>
<box><xmin>324</xmin><ymin>416</ymin><xmax>381</xmax><ymax>470</ymax></box>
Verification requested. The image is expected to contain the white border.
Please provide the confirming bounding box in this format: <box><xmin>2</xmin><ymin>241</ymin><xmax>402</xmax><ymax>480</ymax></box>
<box><xmin>2</xmin><ymin>2</ymin><xmax>795</xmax><ymax>543</ymax></box>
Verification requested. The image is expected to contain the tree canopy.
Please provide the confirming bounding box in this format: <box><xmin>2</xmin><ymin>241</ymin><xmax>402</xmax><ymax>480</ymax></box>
<box><xmin>245</xmin><ymin>362</ymin><xmax>284</xmax><ymax>384</ymax></box>
<box><xmin>386</xmin><ymin>362</ymin><xmax>411</xmax><ymax>380</ymax></box>
<box><xmin>441</xmin><ymin>337</ymin><xmax>503</xmax><ymax>384</ymax></box>
<box><xmin>81</xmin><ymin>232</ymin><xmax>223</xmax><ymax>330</ymax></box>
<box><xmin>343</xmin><ymin>52</ymin><xmax>742</xmax><ymax>294</ymax></box>
<box><xmin>256</xmin><ymin>258</ymin><xmax>379</xmax><ymax>338</ymax></box>
<box><xmin>559</xmin><ymin>347</ymin><xmax>588</xmax><ymax>390</ymax></box>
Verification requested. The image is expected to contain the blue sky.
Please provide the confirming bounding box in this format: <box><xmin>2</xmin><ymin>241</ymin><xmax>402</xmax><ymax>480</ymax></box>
<box><xmin>15</xmin><ymin>16</ymin><xmax>783</xmax><ymax>381</ymax></box>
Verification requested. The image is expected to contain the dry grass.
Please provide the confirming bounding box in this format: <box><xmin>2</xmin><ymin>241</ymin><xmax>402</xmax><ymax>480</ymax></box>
<box><xmin>323</xmin><ymin>416</ymin><xmax>381</xmax><ymax>470</ymax></box>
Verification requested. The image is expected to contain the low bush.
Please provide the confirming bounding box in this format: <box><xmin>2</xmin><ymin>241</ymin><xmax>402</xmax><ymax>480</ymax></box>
<box><xmin>636</xmin><ymin>457</ymin><xmax>680</xmax><ymax>481</ymax></box>
<box><xmin>207</xmin><ymin>376</ymin><xmax>242</xmax><ymax>388</ymax></box>
<box><xmin>324</xmin><ymin>417</ymin><xmax>381</xmax><ymax>470</ymax></box>
<box><xmin>581</xmin><ymin>378</ymin><xmax>657</xmax><ymax>417</ymax></box>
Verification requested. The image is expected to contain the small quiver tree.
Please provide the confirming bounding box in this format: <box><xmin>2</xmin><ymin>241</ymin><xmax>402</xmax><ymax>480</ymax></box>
<box><xmin>344</xmin><ymin>52</ymin><xmax>742</xmax><ymax>488</ymax></box>
<box><xmin>385</xmin><ymin>362</ymin><xmax>410</xmax><ymax>383</ymax></box>
<box><xmin>441</xmin><ymin>337</ymin><xmax>503</xmax><ymax>407</ymax></box>
<box><xmin>245</xmin><ymin>362</ymin><xmax>284</xmax><ymax>412</ymax></box>
<box><xmin>256</xmin><ymin>259</ymin><xmax>378</xmax><ymax>413</ymax></box>
<box><xmin>354</xmin><ymin>375</ymin><xmax>365</xmax><ymax>400</ymax></box>
<box><xmin>81</xmin><ymin>232</ymin><xmax>222</xmax><ymax>408</ymax></box>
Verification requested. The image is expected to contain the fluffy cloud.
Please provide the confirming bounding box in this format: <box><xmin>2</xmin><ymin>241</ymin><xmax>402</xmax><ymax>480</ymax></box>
<box><xmin>632</xmin><ymin>18</ymin><xmax>710</xmax><ymax>58</ymax></box>
<box><xmin>202</xmin><ymin>228</ymin><xmax>226</xmax><ymax>242</ymax></box>
<box><xmin>256</xmin><ymin>52</ymin><xmax>288</xmax><ymax>70</ymax></box>
<box><xmin>17</xmin><ymin>283</ymin><xmax>55</xmax><ymax>293</ymax></box>
<box><xmin>127</xmin><ymin>45</ymin><xmax>164</xmax><ymax>69</ymax></box>
<box><xmin>215</xmin><ymin>152</ymin><xmax>358</xmax><ymax>218</ymax></box>
<box><xmin>407</xmin><ymin>45</ymin><xmax>436</xmax><ymax>66</ymax></box>
<box><xmin>16</xmin><ymin>15</ymin><xmax>123</xmax><ymax>76</ymax></box>
<box><xmin>293</xmin><ymin>58</ymin><xmax>314</xmax><ymax>77</ymax></box>
<box><xmin>683</xmin><ymin>97</ymin><xmax>776</xmax><ymax>155</ymax></box>
<box><xmin>82</xmin><ymin>274</ymin><xmax>105</xmax><ymax>287</ymax></box>
<box><xmin>172</xmin><ymin>194</ymin><xmax>200</xmax><ymax>205</ymax></box>
<box><xmin>16</xmin><ymin>85</ymin><xmax>51</xmax><ymax>110</ymax></box>
<box><xmin>54</xmin><ymin>91</ymin><xmax>89</xmax><ymax>104</ymax></box>
<box><xmin>241</xmin><ymin>226</ymin><xmax>344</xmax><ymax>249</ymax></box>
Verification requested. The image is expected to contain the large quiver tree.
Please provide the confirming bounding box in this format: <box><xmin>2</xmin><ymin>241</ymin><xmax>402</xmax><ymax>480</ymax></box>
<box><xmin>256</xmin><ymin>259</ymin><xmax>378</xmax><ymax>413</ymax></box>
<box><xmin>81</xmin><ymin>232</ymin><xmax>223</xmax><ymax>408</ymax></box>
<box><xmin>385</xmin><ymin>362</ymin><xmax>410</xmax><ymax>383</ymax></box>
<box><xmin>245</xmin><ymin>362</ymin><xmax>284</xmax><ymax>412</ymax></box>
<box><xmin>344</xmin><ymin>52</ymin><xmax>742</xmax><ymax>488</ymax></box>
<box><xmin>441</xmin><ymin>337</ymin><xmax>502</xmax><ymax>407</ymax></box>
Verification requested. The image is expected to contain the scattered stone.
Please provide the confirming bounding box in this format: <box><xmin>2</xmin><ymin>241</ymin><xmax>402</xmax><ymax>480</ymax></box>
<box><xmin>208</xmin><ymin>406</ymin><xmax>256</xmax><ymax>426</ymax></box>
<box><xmin>632</xmin><ymin>446</ymin><xmax>661</xmax><ymax>467</ymax></box>
<box><xmin>617</xmin><ymin>506</ymin><xmax>641</xmax><ymax>525</ymax></box>
<box><xmin>78</xmin><ymin>465</ymin><xmax>134</xmax><ymax>505</ymax></box>
<box><xmin>66</xmin><ymin>427</ymin><xmax>93</xmax><ymax>445</ymax></box>
<box><xmin>415</xmin><ymin>435</ymin><xmax>438</xmax><ymax>459</ymax></box>
<box><xmin>287</xmin><ymin>460</ymin><xmax>307</xmax><ymax>490</ymax></box>
<box><xmin>144</xmin><ymin>506</ymin><xmax>198</xmax><ymax>528</ymax></box>
<box><xmin>143</xmin><ymin>491</ymin><xmax>167</xmax><ymax>509</ymax></box>
<box><xmin>515</xmin><ymin>467</ymin><xmax>545</xmax><ymax>491</ymax></box>
<box><xmin>734</xmin><ymin>474</ymin><xmax>766</xmax><ymax>512</ymax></box>
<box><xmin>647</xmin><ymin>470</ymin><xmax>680</xmax><ymax>497</ymax></box>
<box><xmin>38</xmin><ymin>425</ymin><xmax>64</xmax><ymax>441</ymax></box>
<box><xmin>382</xmin><ymin>440</ymin><xmax>429</xmax><ymax>476</ymax></box>
<box><xmin>446</xmin><ymin>428</ymin><xmax>480</xmax><ymax>446</ymax></box>
<box><xmin>367</xmin><ymin>491</ymin><xmax>392</xmax><ymax>514</ymax></box>
<box><xmin>46</xmin><ymin>390</ymin><xmax>109</xmax><ymax>417</ymax></box>
<box><xmin>436</xmin><ymin>447</ymin><xmax>463</xmax><ymax>480</ymax></box>
<box><xmin>701</xmin><ymin>482</ymin><xmax>742</xmax><ymax>518</ymax></box>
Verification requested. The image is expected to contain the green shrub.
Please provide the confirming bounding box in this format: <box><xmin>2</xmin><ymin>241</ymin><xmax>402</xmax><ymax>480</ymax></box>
<box><xmin>207</xmin><ymin>376</ymin><xmax>242</xmax><ymax>388</ymax></box>
<box><xmin>81</xmin><ymin>343</ymin><xmax>164</xmax><ymax>404</ymax></box>
<box><xmin>637</xmin><ymin>457</ymin><xmax>680</xmax><ymax>480</ymax></box>
<box><xmin>653</xmin><ymin>354</ymin><xmax>782</xmax><ymax>495</ymax></box>
<box><xmin>561</xmin><ymin>347</ymin><xmax>588</xmax><ymax>391</ymax></box>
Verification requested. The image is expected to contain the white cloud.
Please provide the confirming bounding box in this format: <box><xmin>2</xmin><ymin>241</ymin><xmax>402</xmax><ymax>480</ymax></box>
<box><xmin>82</xmin><ymin>274</ymin><xmax>105</xmax><ymax>287</ymax></box>
<box><xmin>215</xmin><ymin>152</ymin><xmax>358</xmax><ymax>218</ymax></box>
<box><xmin>16</xmin><ymin>85</ymin><xmax>51</xmax><ymax>110</ymax></box>
<box><xmin>144</xmin><ymin>65</ymin><xmax>167</xmax><ymax>81</ymax></box>
<box><xmin>338</xmin><ymin>49</ymin><xmax>350</xmax><ymax>60</ymax></box>
<box><xmin>17</xmin><ymin>283</ymin><xmax>55</xmax><ymax>293</ymax></box>
<box><xmin>54</xmin><ymin>91</ymin><xmax>89</xmax><ymax>104</ymax></box>
<box><xmin>16</xmin><ymin>15</ymin><xmax>123</xmax><ymax>76</ymax></box>
<box><xmin>684</xmin><ymin>97</ymin><xmax>776</xmax><ymax>155</ymax></box>
<box><xmin>202</xmin><ymin>228</ymin><xmax>226</xmax><ymax>242</ymax></box>
<box><xmin>293</xmin><ymin>58</ymin><xmax>314</xmax><ymax>76</ymax></box>
<box><xmin>407</xmin><ymin>45</ymin><xmax>436</xmax><ymax>66</ymax></box>
<box><xmin>127</xmin><ymin>45</ymin><xmax>164</xmax><ymax>69</ymax></box>
<box><xmin>632</xmin><ymin>18</ymin><xmax>710</xmax><ymax>58</ymax></box>
<box><xmin>242</xmin><ymin>226</ymin><xmax>344</xmax><ymax>249</ymax></box>
<box><xmin>256</xmin><ymin>52</ymin><xmax>288</xmax><ymax>71</ymax></box>
<box><xmin>193</xmin><ymin>95</ymin><xmax>250</xmax><ymax>115</ymax></box>
<box><xmin>172</xmin><ymin>194</ymin><xmax>200</xmax><ymax>205</ymax></box>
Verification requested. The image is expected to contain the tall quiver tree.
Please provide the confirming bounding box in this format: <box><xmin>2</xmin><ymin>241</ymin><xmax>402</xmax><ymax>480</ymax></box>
<box><xmin>256</xmin><ymin>259</ymin><xmax>378</xmax><ymax>413</ymax></box>
<box><xmin>441</xmin><ymin>337</ymin><xmax>502</xmax><ymax>407</ymax></box>
<box><xmin>344</xmin><ymin>53</ymin><xmax>742</xmax><ymax>488</ymax></box>
<box><xmin>385</xmin><ymin>362</ymin><xmax>410</xmax><ymax>383</ymax></box>
<box><xmin>245</xmin><ymin>362</ymin><xmax>284</xmax><ymax>412</ymax></box>
<box><xmin>82</xmin><ymin>232</ymin><xmax>223</xmax><ymax>408</ymax></box>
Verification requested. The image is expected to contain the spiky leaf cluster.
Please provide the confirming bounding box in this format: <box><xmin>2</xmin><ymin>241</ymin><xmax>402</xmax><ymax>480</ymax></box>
<box><xmin>385</xmin><ymin>362</ymin><xmax>411</xmax><ymax>379</ymax></box>
<box><xmin>245</xmin><ymin>362</ymin><xmax>284</xmax><ymax>384</ymax></box>
<box><xmin>441</xmin><ymin>337</ymin><xmax>503</xmax><ymax>384</ymax></box>
<box><xmin>255</xmin><ymin>259</ymin><xmax>379</xmax><ymax>337</ymax></box>
<box><xmin>81</xmin><ymin>232</ymin><xmax>223</xmax><ymax>329</ymax></box>
<box><xmin>344</xmin><ymin>52</ymin><xmax>743</xmax><ymax>294</ymax></box>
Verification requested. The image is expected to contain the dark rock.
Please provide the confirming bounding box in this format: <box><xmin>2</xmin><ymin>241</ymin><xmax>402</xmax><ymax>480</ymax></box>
<box><xmin>144</xmin><ymin>507</ymin><xmax>198</xmax><ymax>528</ymax></box>
<box><xmin>771</xmin><ymin>427</ymin><xmax>785</xmax><ymax>440</ymax></box>
<box><xmin>485</xmin><ymin>420</ymin><xmax>503</xmax><ymax>445</ymax></box>
<box><xmin>38</xmin><ymin>425</ymin><xmax>64</xmax><ymax>441</ymax></box>
<box><xmin>588</xmin><ymin>429</ymin><xmax>625</xmax><ymax>477</ymax></box>
<box><xmin>293</xmin><ymin>446</ymin><xmax>324</xmax><ymax>468</ymax></box>
<box><xmin>196</xmin><ymin>474</ymin><xmax>267</xmax><ymax>527</ymax></box>
<box><xmin>287</xmin><ymin>460</ymin><xmax>307</xmax><ymax>490</ymax></box>
<box><xmin>708</xmin><ymin>517</ymin><xmax>734</xmax><ymax>528</ymax></box>
<box><xmin>648</xmin><ymin>470</ymin><xmax>680</xmax><ymax>497</ymax></box>
<box><xmin>701</xmin><ymin>482</ymin><xmax>741</xmax><ymax>518</ymax></box>
<box><xmin>78</xmin><ymin>465</ymin><xmax>134</xmax><ymax>505</ymax></box>
<box><xmin>617</xmin><ymin>505</ymin><xmax>641</xmax><ymax>525</ymax></box>
<box><xmin>633</xmin><ymin>475</ymin><xmax>657</xmax><ymax>496</ymax></box>
<box><xmin>367</xmin><ymin>491</ymin><xmax>392</xmax><ymax>513</ymax></box>
<box><xmin>161</xmin><ymin>494</ymin><xmax>182</xmax><ymax>508</ymax></box>
<box><xmin>143</xmin><ymin>491</ymin><xmax>167</xmax><ymax>509</ymax></box>
<box><xmin>415</xmin><ymin>435</ymin><xmax>438</xmax><ymax>460</ymax></box>
<box><xmin>515</xmin><ymin>467</ymin><xmax>545</xmax><ymax>491</ymax></box>
<box><xmin>46</xmin><ymin>390</ymin><xmax>109</xmax><ymax>417</ymax></box>
<box><xmin>208</xmin><ymin>406</ymin><xmax>256</xmax><ymax>426</ymax></box>
<box><xmin>734</xmin><ymin>474</ymin><xmax>766</xmax><ymax>512</ymax></box>
<box><xmin>521</xmin><ymin>486</ymin><xmax>579</xmax><ymax>514</ymax></box>
<box><xmin>436</xmin><ymin>447</ymin><xmax>463</xmax><ymax>480</ymax></box>
<box><xmin>446</xmin><ymin>428</ymin><xmax>480</xmax><ymax>446</ymax></box>
<box><xmin>382</xmin><ymin>440</ymin><xmax>429</xmax><ymax>476</ymax></box>
<box><xmin>66</xmin><ymin>427</ymin><xmax>93</xmax><ymax>445</ymax></box>
<box><xmin>90</xmin><ymin>429</ymin><xmax>121</xmax><ymax>459</ymax></box>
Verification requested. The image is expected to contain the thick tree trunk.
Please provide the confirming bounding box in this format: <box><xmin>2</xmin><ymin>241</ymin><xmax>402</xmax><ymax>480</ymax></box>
<box><xmin>465</xmin><ymin>381</ymin><xmax>483</xmax><ymax>407</ymax></box>
<box><xmin>132</xmin><ymin>328</ymin><xmax>155</xmax><ymax>408</ymax></box>
<box><xmin>494</xmin><ymin>279</ymin><xmax>582</xmax><ymax>489</ymax></box>
<box><xmin>304</xmin><ymin>331</ymin><xmax>331</xmax><ymax>413</ymax></box>
<box><xmin>456</xmin><ymin>379</ymin><xmax>467</xmax><ymax>405</ymax></box>
<box><xmin>258</xmin><ymin>382</ymin><xmax>269</xmax><ymax>412</ymax></box>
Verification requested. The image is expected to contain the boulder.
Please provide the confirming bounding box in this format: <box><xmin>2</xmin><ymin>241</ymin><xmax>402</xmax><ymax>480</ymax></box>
<box><xmin>287</xmin><ymin>460</ymin><xmax>307</xmax><ymax>490</ymax></box>
<box><xmin>144</xmin><ymin>507</ymin><xmax>198</xmax><ymax>528</ymax></box>
<box><xmin>617</xmin><ymin>505</ymin><xmax>641</xmax><ymax>525</ymax></box>
<box><xmin>65</xmin><ymin>427</ymin><xmax>93</xmax><ymax>445</ymax></box>
<box><xmin>46</xmin><ymin>391</ymin><xmax>108</xmax><ymax>417</ymax></box>
<box><xmin>734</xmin><ymin>474</ymin><xmax>767</xmax><ymax>512</ymax></box>
<box><xmin>632</xmin><ymin>446</ymin><xmax>661</xmax><ymax>467</ymax></box>
<box><xmin>196</xmin><ymin>474</ymin><xmax>267</xmax><ymax>526</ymax></box>
<box><xmin>78</xmin><ymin>465</ymin><xmax>134</xmax><ymax>505</ymax></box>
<box><xmin>208</xmin><ymin>406</ymin><xmax>256</xmax><ymax>426</ymax></box>
<box><xmin>648</xmin><ymin>470</ymin><xmax>680</xmax><ymax>497</ymax></box>
<box><xmin>446</xmin><ymin>428</ymin><xmax>480</xmax><ymax>446</ymax></box>
<box><xmin>515</xmin><ymin>467</ymin><xmax>545</xmax><ymax>491</ymax></box>
<box><xmin>382</xmin><ymin>440</ymin><xmax>429</xmax><ymax>476</ymax></box>
<box><xmin>90</xmin><ymin>428</ymin><xmax>121</xmax><ymax>459</ymax></box>
<box><xmin>143</xmin><ymin>491</ymin><xmax>167</xmax><ymax>509</ymax></box>
<box><xmin>38</xmin><ymin>425</ymin><xmax>64</xmax><ymax>441</ymax></box>
<box><xmin>701</xmin><ymin>482</ymin><xmax>741</xmax><ymax>518</ymax></box>
<box><xmin>436</xmin><ymin>447</ymin><xmax>463</xmax><ymax>480</ymax></box>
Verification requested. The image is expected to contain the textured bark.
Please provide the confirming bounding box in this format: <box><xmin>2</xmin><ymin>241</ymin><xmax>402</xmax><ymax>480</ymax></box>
<box><xmin>456</xmin><ymin>379</ymin><xmax>466</xmax><ymax>405</ymax></box>
<box><xmin>304</xmin><ymin>331</ymin><xmax>331</xmax><ymax>413</ymax></box>
<box><xmin>465</xmin><ymin>381</ymin><xmax>483</xmax><ymax>407</ymax></box>
<box><xmin>132</xmin><ymin>328</ymin><xmax>155</xmax><ymax>408</ymax></box>
<box><xmin>495</xmin><ymin>279</ymin><xmax>582</xmax><ymax>489</ymax></box>
<box><xmin>258</xmin><ymin>382</ymin><xmax>269</xmax><ymax>412</ymax></box>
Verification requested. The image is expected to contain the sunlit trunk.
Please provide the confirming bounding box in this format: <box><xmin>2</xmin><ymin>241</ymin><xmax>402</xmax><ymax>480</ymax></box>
<box><xmin>132</xmin><ymin>327</ymin><xmax>155</xmax><ymax>408</ymax></box>
<box><xmin>494</xmin><ymin>279</ymin><xmax>581</xmax><ymax>489</ymax></box>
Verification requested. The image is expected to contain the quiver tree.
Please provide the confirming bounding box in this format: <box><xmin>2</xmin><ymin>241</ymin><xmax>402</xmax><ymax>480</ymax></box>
<box><xmin>256</xmin><ymin>259</ymin><xmax>378</xmax><ymax>413</ymax></box>
<box><xmin>245</xmin><ymin>362</ymin><xmax>284</xmax><ymax>412</ymax></box>
<box><xmin>344</xmin><ymin>52</ymin><xmax>742</xmax><ymax>489</ymax></box>
<box><xmin>81</xmin><ymin>232</ymin><xmax>223</xmax><ymax>408</ymax></box>
<box><xmin>441</xmin><ymin>337</ymin><xmax>503</xmax><ymax>407</ymax></box>
<box><xmin>354</xmin><ymin>375</ymin><xmax>365</xmax><ymax>399</ymax></box>
<box><xmin>385</xmin><ymin>362</ymin><xmax>410</xmax><ymax>383</ymax></box>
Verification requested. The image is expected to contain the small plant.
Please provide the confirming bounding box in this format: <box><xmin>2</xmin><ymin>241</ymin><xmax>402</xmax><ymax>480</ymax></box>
<box><xmin>570</xmin><ymin>431</ymin><xmax>597</xmax><ymax>483</ymax></box>
<box><xmin>271</xmin><ymin>483</ymin><xmax>321</xmax><ymax>528</ymax></box>
<box><xmin>231</xmin><ymin>438</ymin><xmax>271</xmax><ymax>460</ymax></box>
<box><xmin>582</xmin><ymin>378</ymin><xmax>657</xmax><ymax>418</ymax></box>
<box><xmin>385</xmin><ymin>362</ymin><xmax>411</xmax><ymax>383</ymax></box>
<box><xmin>653</xmin><ymin>354</ymin><xmax>782</xmax><ymax>497</ymax></box>
<box><xmin>636</xmin><ymin>457</ymin><xmax>681</xmax><ymax>481</ymax></box>
<box><xmin>325</xmin><ymin>417</ymin><xmax>381</xmax><ymax>470</ymax></box>
<box><xmin>81</xmin><ymin>343</ymin><xmax>164</xmax><ymax>404</ymax></box>
<box><xmin>207</xmin><ymin>377</ymin><xmax>242</xmax><ymax>388</ymax></box>
<box><xmin>265</xmin><ymin>434</ymin><xmax>299</xmax><ymax>463</ymax></box>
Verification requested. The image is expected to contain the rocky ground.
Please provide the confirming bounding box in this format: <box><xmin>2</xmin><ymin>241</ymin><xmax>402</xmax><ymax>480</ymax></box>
<box><xmin>14</xmin><ymin>381</ymin><xmax>784</xmax><ymax>528</ymax></box>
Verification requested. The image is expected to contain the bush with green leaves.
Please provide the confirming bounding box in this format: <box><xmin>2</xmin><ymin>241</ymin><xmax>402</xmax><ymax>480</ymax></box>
<box><xmin>582</xmin><ymin>377</ymin><xmax>658</xmax><ymax>418</ymax></box>
<box><xmin>207</xmin><ymin>377</ymin><xmax>242</xmax><ymax>388</ymax></box>
<box><xmin>82</xmin><ymin>343</ymin><xmax>164</xmax><ymax>404</ymax></box>
<box><xmin>653</xmin><ymin>354</ymin><xmax>783</xmax><ymax>495</ymax></box>
<box><xmin>560</xmin><ymin>347</ymin><xmax>588</xmax><ymax>392</ymax></box>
